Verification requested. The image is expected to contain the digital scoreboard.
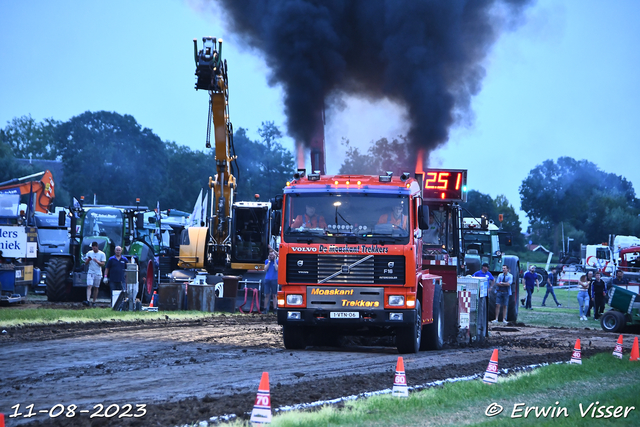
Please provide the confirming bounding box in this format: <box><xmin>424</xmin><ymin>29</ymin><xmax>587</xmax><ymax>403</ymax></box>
<box><xmin>422</xmin><ymin>169</ymin><xmax>467</xmax><ymax>202</ymax></box>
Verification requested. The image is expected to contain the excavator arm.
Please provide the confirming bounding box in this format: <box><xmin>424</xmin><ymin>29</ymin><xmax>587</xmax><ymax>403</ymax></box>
<box><xmin>0</xmin><ymin>170</ymin><xmax>55</xmax><ymax>213</ymax></box>
<box><xmin>192</xmin><ymin>37</ymin><xmax>236</xmax><ymax>266</ymax></box>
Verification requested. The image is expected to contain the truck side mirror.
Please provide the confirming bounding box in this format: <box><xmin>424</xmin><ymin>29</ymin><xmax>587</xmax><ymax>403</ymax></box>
<box><xmin>58</xmin><ymin>210</ymin><xmax>66</xmax><ymax>227</ymax></box>
<box><xmin>418</xmin><ymin>205</ymin><xmax>429</xmax><ymax>229</ymax></box>
<box><xmin>136</xmin><ymin>213</ymin><xmax>145</xmax><ymax>230</ymax></box>
<box><xmin>271</xmin><ymin>211</ymin><xmax>281</xmax><ymax>236</ymax></box>
<box><xmin>270</xmin><ymin>195</ymin><xmax>283</xmax><ymax>211</ymax></box>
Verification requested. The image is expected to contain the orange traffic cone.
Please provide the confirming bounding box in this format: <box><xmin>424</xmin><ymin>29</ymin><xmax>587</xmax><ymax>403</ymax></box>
<box><xmin>570</xmin><ymin>339</ymin><xmax>582</xmax><ymax>364</ymax></box>
<box><xmin>149</xmin><ymin>291</ymin><xmax>157</xmax><ymax>308</ymax></box>
<box><xmin>482</xmin><ymin>349</ymin><xmax>499</xmax><ymax>384</ymax></box>
<box><xmin>392</xmin><ymin>356</ymin><xmax>408</xmax><ymax>397</ymax></box>
<box><xmin>250</xmin><ymin>372</ymin><xmax>272</xmax><ymax>425</ymax></box>
<box><xmin>630</xmin><ymin>337</ymin><xmax>639</xmax><ymax>362</ymax></box>
<box><xmin>612</xmin><ymin>335</ymin><xmax>624</xmax><ymax>359</ymax></box>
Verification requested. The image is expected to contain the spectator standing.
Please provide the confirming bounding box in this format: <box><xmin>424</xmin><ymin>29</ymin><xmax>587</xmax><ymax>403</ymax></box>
<box><xmin>585</xmin><ymin>271</ymin><xmax>594</xmax><ymax>317</ymax></box>
<box><xmin>263</xmin><ymin>250</ymin><xmax>278</xmax><ymax>313</ymax></box>
<box><xmin>104</xmin><ymin>246</ymin><xmax>128</xmax><ymax>292</ymax></box>
<box><xmin>577</xmin><ymin>275</ymin><xmax>590</xmax><ymax>321</ymax></box>
<box><xmin>84</xmin><ymin>242</ymin><xmax>106</xmax><ymax>307</ymax></box>
<box><xmin>541</xmin><ymin>266</ymin><xmax>562</xmax><ymax>307</ymax></box>
<box><xmin>491</xmin><ymin>265</ymin><xmax>512</xmax><ymax>324</ymax></box>
<box><xmin>591</xmin><ymin>271</ymin><xmax>607</xmax><ymax>320</ymax></box>
<box><xmin>473</xmin><ymin>262</ymin><xmax>495</xmax><ymax>290</ymax></box>
<box><xmin>522</xmin><ymin>265</ymin><xmax>539</xmax><ymax>310</ymax></box>
<box><xmin>612</xmin><ymin>269</ymin><xmax>630</xmax><ymax>288</ymax></box>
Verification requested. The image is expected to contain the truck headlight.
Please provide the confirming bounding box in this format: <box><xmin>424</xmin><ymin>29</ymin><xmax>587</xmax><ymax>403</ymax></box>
<box><xmin>388</xmin><ymin>295</ymin><xmax>405</xmax><ymax>306</ymax></box>
<box><xmin>286</xmin><ymin>294</ymin><xmax>303</xmax><ymax>305</ymax></box>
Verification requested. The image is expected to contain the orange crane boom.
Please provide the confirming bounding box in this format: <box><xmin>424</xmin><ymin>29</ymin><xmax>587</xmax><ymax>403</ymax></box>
<box><xmin>0</xmin><ymin>170</ymin><xmax>55</xmax><ymax>213</ymax></box>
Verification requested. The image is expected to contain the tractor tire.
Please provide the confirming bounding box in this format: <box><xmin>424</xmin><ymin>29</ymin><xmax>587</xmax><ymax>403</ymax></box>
<box><xmin>45</xmin><ymin>257</ymin><xmax>71</xmax><ymax>302</ymax></box>
<box><xmin>600</xmin><ymin>310</ymin><xmax>626</xmax><ymax>333</ymax></box>
<box><xmin>282</xmin><ymin>325</ymin><xmax>306</xmax><ymax>350</ymax></box>
<box><xmin>141</xmin><ymin>260</ymin><xmax>154</xmax><ymax>304</ymax></box>
<box><xmin>397</xmin><ymin>300</ymin><xmax>423</xmax><ymax>354</ymax></box>
<box><xmin>421</xmin><ymin>285</ymin><xmax>444</xmax><ymax>350</ymax></box>
<box><xmin>503</xmin><ymin>255</ymin><xmax>520</xmax><ymax>322</ymax></box>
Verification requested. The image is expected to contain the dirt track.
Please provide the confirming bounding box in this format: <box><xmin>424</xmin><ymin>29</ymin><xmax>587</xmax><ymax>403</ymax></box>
<box><xmin>1</xmin><ymin>305</ymin><xmax>637</xmax><ymax>427</ymax></box>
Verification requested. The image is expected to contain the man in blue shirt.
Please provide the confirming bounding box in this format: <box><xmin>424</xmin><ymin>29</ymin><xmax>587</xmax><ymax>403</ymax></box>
<box><xmin>522</xmin><ymin>265</ymin><xmax>539</xmax><ymax>310</ymax></box>
<box><xmin>104</xmin><ymin>246</ymin><xmax>128</xmax><ymax>292</ymax></box>
<box><xmin>263</xmin><ymin>251</ymin><xmax>278</xmax><ymax>313</ymax></box>
<box><xmin>473</xmin><ymin>262</ymin><xmax>495</xmax><ymax>288</ymax></box>
<box><xmin>491</xmin><ymin>264</ymin><xmax>512</xmax><ymax>324</ymax></box>
<box><xmin>541</xmin><ymin>266</ymin><xmax>562</xmax><ymax>307</ymax></box>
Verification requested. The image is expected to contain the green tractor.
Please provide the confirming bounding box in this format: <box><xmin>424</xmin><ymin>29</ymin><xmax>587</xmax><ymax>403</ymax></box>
<box><xmin>45</xmin><ymin>202</ymin><xmax>158</xmax><ymax>303</ymax></box>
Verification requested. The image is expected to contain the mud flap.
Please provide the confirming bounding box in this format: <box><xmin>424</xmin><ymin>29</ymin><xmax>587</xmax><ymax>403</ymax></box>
<box><xmin>113</xmin><ymin>291</ymin><xmax>129</xmax><ymax>311</ymax></box>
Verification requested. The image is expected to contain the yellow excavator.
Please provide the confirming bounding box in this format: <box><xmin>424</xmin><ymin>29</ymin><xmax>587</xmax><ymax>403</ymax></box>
<box><xmin>178</xmin><ymin>37</ymin><xmax>280</xmax><ymax>275</ymax></box>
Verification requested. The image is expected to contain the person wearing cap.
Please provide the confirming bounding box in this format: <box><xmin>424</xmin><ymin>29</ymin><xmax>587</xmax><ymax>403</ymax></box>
<box><xmin>84</xmin><ymin>241</ymin><xmax>106</xmax><ymax>307</ymax></box>
<box><xmin>541</xmin><ymin>266</ymin><xmax>562</xmax><ymax>307</ymax></box>
<box><xmin>472</xmin><ymin>262</ymin><xmax>495</xmax><ymax>292</ymax></box>
<box><xmin>378</xmin><ymin>202</ymin><xmax>408</xmax><ymax>230</ymax></box>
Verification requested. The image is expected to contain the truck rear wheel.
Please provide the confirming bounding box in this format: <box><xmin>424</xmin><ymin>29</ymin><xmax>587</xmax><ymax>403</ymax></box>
<box><xmin>421</xmin><ymin>285</ymin><xmax>444</xmax><ymax>350</ymax></box>
<box><xmin>397</xmin><ymin>301</ymin><xmax>422</xmax><ymax>354</ymax></box>
<box><xmin>283</xmin><ymin>325</ymin><xmax>306</xmax><ymax>350</ymax></box>
<box><xmin>600</xmin><ymin>310</ymin><xmax>626</xmax><ymax>333</ymax></box>
<box><xmin>45</xmin><ymin>257</ymin><xmax>71</xmax><ymax>302</ymax></box>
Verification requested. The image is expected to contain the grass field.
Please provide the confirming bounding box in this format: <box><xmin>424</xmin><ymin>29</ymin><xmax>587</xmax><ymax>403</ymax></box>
<box><xmin>239</xmin><ymin>353</ymin><xmax>640</xmax><ymax>427</ymax></box>
<box><xmin>516</xmin><ymin>286</ymin><xmax>604</xmax><ymax>329</ymax></box>
<box><xmin>0</xmin><ymin>304</ymin><xmax>230</xmax><ymax>328</ymax></box>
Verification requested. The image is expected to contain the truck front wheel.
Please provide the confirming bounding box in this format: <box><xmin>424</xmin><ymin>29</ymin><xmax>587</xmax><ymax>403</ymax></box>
<box><xmin>45</xmin><ymin>257</ymin><xmax>71</xmax><ymax>302</ymax></box>
<box><xmin>282</xmin><ymin>325</ymin><xmax>306</xmax><ymax>350</ymax></box>
<box><xmin>397</xmin><ymin>301</ymin><xmax>422</xmax><ymax>354</ymax></box>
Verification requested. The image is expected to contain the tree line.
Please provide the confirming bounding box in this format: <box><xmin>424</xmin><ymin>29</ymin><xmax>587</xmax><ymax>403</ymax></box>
<box><xmin>0</xmin><ymin>112</ymin><xmax>295</xmax><ymax>211</ymax></box>
<box><xmin>3</xmin><ymin>113</ymin><xmax>638</xmax><ymax>256</ymax></box>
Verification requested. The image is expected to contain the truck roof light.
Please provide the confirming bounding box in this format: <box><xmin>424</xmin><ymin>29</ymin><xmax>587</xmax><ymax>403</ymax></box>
<box><xmin>400</xmin><ymin>172</ymin><xmax>410</xmax><ymax>182</ymax></box>
<box><xmin>286</xmin><ymin>181</ymin><xmax>291</xmax><ymax>187</ymax></box>
<box><xmin>357</xmin><ymin>180</ymin><xmax>362</xmax><ymax>185</ymax></box>
<box><xmin>308</xmin><ymin>173</ymin><xmax>320</xmax><ymax>181</ymax></box>
<box><xmin>334</xmin><ymin>180</ymin><xmax>339</xmax><ymax>185</ymax></box>
<box><xmin>346</xmin><ymin>180</ymin><xmax>350</xmax><ymax>185</ymax></box>
<box><xmin>379</xmin><ymin>175</ymin><xmax>392</xmax><ymax>182</ymax></box>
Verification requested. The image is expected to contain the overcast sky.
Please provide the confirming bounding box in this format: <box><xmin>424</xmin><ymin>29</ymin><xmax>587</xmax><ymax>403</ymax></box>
<box><xmin>1</xmin><ymin>1</ymin><xmax>639</xmax><ymax>231</ymax></box>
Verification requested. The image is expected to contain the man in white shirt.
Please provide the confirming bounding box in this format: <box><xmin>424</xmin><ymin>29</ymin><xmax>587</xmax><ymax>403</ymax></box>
<box><xmin>84</xmin><ymin>241</ymin><xmax>106</xmax><ymax>307</ymax></box>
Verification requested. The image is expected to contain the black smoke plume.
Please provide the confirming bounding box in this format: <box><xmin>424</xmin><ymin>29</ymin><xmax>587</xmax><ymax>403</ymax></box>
<box><xmin>214</xmin><ymin>0</ymin><xmax>532</xmax><ymax>158</ymax></box>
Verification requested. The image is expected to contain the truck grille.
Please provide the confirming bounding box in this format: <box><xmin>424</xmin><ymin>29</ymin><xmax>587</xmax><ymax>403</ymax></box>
<box><xmin>286</xmin><ymin>254</ymin><xmax>405</xmax><ymax>285</ymax></box>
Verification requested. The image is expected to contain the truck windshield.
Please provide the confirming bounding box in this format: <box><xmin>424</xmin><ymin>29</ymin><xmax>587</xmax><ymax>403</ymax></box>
<box><xmin>283</xmin><ymin>193</ymin><xmax>410</xmax><ymax>244</ymax></box>
<box><xmin>82</xmin><ymin>208</ymin><xmax>124</xmax><ymax>246</ymax></box>
<box><xmin>0</xmin><ymin>194</ymin><xmax>20</xmax><ymax>217</ymax></box>
<box><xmin>463</xmin><ymin>232</ymin><xmax>492</xmax><ymax>255</ymax></box>
<box><xmin>38</xmin><ymin>228</ymin><xmax>69</xmax><ymax>247</ymax></box>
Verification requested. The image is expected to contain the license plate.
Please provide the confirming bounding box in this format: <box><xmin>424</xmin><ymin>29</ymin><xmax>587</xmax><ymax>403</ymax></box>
<box><xmin>330</xmin><ymin>312</ymin><xmax>359</xmax><ymax>319</ymax></box>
